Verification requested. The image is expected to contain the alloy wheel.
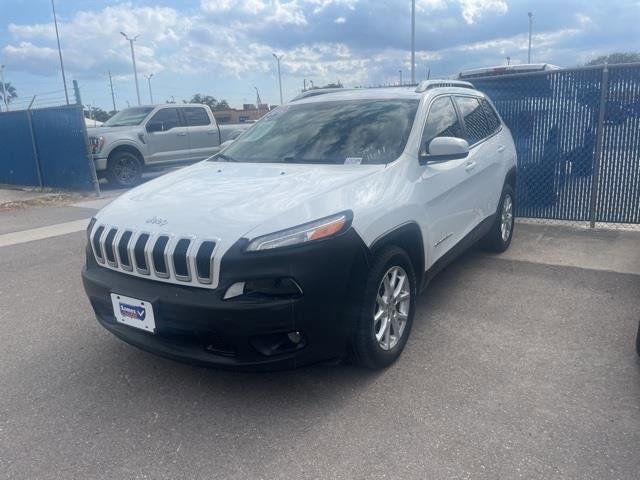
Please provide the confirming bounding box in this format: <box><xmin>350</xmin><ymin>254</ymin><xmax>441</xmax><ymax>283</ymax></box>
<box><xmin>500</xmin><ymin>194</ymin><xmax>513</xmax><ymax>242</ymax></box>
<box><xmin>374</xmin><ymin>266</ymin><xmax>411</xmax><ymax>351</ymax></box>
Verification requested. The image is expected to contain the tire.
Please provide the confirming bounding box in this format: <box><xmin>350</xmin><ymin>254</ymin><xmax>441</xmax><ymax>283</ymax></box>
<box><xmin>481</xmin><ymin>184</ymin><xmax>515</xmax><ymax>253</ymax></box>
<box><xmin>351</xmin><ymin>246</ymin><xmax>417</xmax><ymax>369</ymax></box>
<box><xmin>106</xmin><ymin>151</ymin><xmax>142</xmax><ymax>188</ymax></box>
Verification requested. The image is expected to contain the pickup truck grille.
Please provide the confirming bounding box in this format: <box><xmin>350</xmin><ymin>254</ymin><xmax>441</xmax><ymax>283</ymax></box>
<box><xmin>90</xmin><ymin>224</ymin><xmax>219</xmax><ymax>289</ymax></box>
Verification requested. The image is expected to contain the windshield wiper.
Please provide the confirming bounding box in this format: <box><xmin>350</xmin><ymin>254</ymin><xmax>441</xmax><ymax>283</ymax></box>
<box><xmin>213</xmin><ymin>153</ymin><xmax>237</xmax><ymax>162</ymax></box>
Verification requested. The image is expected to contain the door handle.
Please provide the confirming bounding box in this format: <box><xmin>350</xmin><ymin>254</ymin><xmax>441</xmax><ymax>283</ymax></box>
<box><xmin>497</xmin><ymin>145</ymin><xmax>505</xmax><ymax>153</ymax></box>
<box><xmin>176</xmin><ymin>132</ymin><xmax>187</xmax><ymax>136</ymax></box>
<box><xmin>464</xmin><ymin>161</ymin><xmax>477</xmax><ymax>172</ymax></box>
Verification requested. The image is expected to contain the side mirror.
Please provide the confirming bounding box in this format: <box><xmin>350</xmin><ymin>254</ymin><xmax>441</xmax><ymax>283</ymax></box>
<box><xmin>420</xmin><ymin>137</ymin><xmax>469</xmax><ymax>164</ymax></box>
<box><xmin>147</xmin><ymin>121</ymin><xmax>164</xmax><ymax>133</ymax></box>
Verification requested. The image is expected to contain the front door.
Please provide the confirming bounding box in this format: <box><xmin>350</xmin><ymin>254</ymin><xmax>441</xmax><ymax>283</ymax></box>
<box><xmin>145</xmin><ymin>107</ymin><xmax>190</xmax><ymax>164</ymax></box>
<box><xmin>417</xmin><ymin>95</ymin><xmax>478</xmax><ymax>266</ymax></box>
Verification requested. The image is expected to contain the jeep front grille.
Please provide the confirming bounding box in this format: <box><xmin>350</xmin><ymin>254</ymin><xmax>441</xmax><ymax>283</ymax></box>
<box><xmin>89</xmin><ymin>224</ymin><xmax>219</xmax><ymax>289</ymax></box>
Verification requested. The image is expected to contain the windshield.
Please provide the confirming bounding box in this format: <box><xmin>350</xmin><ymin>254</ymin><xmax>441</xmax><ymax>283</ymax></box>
<box><xmin>214</xmin><ymin>99</ymin><xmax>419</xmax><ymax>165</ymax></box>
<box><xmin>104</xmin><ymin>107</ymin><xmax>154</xmax><ymax>127</ymax></box>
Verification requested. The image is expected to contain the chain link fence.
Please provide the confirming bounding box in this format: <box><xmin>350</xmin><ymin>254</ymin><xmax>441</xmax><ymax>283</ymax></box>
<box><xmin>473</xmin><ymin>63</ymin><xmax>640</xmax><ymax>227</ymax></box>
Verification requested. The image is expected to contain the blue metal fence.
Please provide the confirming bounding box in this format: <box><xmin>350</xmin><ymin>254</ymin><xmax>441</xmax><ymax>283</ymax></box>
<box><xmin>0</xmin><ymin>103</ymin><xmax>97</xmax><ymax>191</ymax></box>
<box><xmin>474</xmin><ymin>64</ymin><xmax>640</xmax><ymax>224</ymax></box>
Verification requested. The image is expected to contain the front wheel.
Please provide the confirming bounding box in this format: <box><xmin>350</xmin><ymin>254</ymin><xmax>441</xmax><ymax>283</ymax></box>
<box><xmin>481</xmin><ymin>185</ymin><xmax>515</xmax><ymax>253</ymax></box>
<box><xmin>351</xmin><ymin>247</ymin><xmax>416</xmax><ymax>369</ymax></box>
<box><xmin>106</xmin><ymin>151</ymin><xmax>142</xmax><ymax>188</ymax></box>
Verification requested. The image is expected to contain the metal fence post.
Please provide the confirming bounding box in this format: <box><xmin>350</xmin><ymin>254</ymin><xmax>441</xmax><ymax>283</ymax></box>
<box><xmin>589</xmin><ymin>63</ymin><xmax>609</xmax><ymax>228</ymax></box>
<box><xmin>73</xmin><ymin>80</ymin><xmax>101</xmax><ymax>197</ymax></box>
<box><xmin>26</xmin><ymin>107</ymin><xmax>44</xmax><ymax>189</ymax></box>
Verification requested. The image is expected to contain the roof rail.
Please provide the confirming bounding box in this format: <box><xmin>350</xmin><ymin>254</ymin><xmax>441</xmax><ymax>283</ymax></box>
<box><xmin>291</xmin><ymin>87</ymin><xmax>354</xmax><ymax>101</ymax></box>
<box><xmin>415</xmin><ymin>79</ymin><xmax>474</xmax><ymax>93</ymax></box>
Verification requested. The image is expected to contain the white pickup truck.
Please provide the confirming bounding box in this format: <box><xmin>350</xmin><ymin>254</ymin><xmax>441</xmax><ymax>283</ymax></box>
<box><xmin>89</xmin><ymin>104</ymin><xmax>249</xmax><ymax>187</ymax></box>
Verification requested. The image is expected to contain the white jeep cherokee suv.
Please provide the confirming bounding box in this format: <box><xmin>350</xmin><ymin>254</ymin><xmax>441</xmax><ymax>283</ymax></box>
<box><xmin>82</xmin><ymin>80</ymin><xmax>517</xmax><ymax>370</ymax></box>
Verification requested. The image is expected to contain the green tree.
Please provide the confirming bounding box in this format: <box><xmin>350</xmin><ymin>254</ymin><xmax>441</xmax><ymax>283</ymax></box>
<box><xmin>188</xmin><ymin>94</ymin><xmax>230</xmax><ymax>111</ymax></box>
<box><xmin>585</xmin><ymin>52</ymin><xmax>640</xmax><ymax>66</ymax></box>
<box><xmin>84</xmin><ymin>106</ymin><xmax>111</xmax><ymax>123</ymax></box>
<box><xmin>0</xmin><ymin>82</ymin><xmax>17</xmax><ymax>104</ymax></box>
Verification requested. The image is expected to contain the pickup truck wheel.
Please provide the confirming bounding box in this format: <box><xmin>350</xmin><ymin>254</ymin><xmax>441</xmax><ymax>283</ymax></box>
<box><xmin>107</xmin><ymin>152</ymin><xmax>142</xmax><ymax>188</ymax></box>
<box><xmin>481</xmin><ymin>185</ymin><xmax>515</xmax><ymax>253</ymax></box>
<box><xmin>351</xmin><ymin>247</ymin><xmax>416</xmax><ymax>369</ymax></box>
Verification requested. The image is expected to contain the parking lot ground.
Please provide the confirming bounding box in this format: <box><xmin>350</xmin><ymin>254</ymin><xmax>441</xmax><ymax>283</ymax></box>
<box><xmin>0</xmin><ymin>207</ymin><xmax>639</xmax><ymax>480</ymax></box>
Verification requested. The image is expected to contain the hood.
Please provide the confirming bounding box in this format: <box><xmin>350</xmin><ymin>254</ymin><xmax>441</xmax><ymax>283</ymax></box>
<box><xmin>96</xmin><ymin>160</ymin><xmax>384</xmax><ymax>251</ymax></box>
<box><xmin>88</xmin><ymin>125</ymin><xmax>142</xmax><ymax>136</ymax></box>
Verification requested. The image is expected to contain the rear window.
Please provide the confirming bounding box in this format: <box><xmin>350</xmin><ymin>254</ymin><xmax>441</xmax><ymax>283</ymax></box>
<box><xmin>183</xmin><ymin>107</ymin><xmax>211</xmax><ymax>126</ymax></box>
<box><xmin>480</xmin><ymin>98</ymin><xmax>501</xmax><ymax>134</ymax></box>
<box><xmin>454</xmin><ymin>96</ymin><xmax>491</xmax><ymax>145</ymax></box>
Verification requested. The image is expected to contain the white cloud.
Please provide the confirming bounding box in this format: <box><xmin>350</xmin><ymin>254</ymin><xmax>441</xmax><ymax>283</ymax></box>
<box><xmin>459</xmin><ymin>0</ymin><xmax>507</xmax><ymax>24</ymax></box>
<box><xmin>334</xmin><ymin>16</ymin><xmax>346</xmax><ymax>23</ymax></box>
<box><xmin>416</xmin><ymin>0</ymin><xmax>507</xmax><ymax>23</ymax></box>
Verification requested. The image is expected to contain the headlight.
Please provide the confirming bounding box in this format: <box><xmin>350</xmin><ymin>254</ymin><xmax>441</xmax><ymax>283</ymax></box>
<box><xmin>89</xmin><ymin>136</ymin><xmax>104</xmax><ymax>154</ymax></box>
<box><xmin>246</xmin><ymin>211</ymin><xmax>351</xmax><ymax>252</ymax></box>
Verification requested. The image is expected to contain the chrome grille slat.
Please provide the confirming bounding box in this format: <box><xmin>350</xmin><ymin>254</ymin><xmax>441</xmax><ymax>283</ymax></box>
<box><xmin>152</xmin><ymin>235</ymin><xmax>170</xmax><ymax>278</ymax></box>
<box><xmin>90</xmin><ymin>224</ymin><xmax>220</xmax><ymax>289</ymax></box>
<box><xmin>134</xmin><ymin>232</ymin><xmax>151</xmax><ymax>274</ymax></box>
<box><xmin>116</xmin><ymin>230</ymin><xmax>134</xmax><ymax>271</ymax></box>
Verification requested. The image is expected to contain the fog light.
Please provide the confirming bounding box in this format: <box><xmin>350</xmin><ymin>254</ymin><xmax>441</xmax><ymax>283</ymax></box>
<box><xmin>287</xmin><ymin>331</ymin><xmax>302</xmax><ymax>344</ymax></box>
<box><xmin>250</xmin><ymin>331</ymin><xmax>306</xmax><ymax>356</ymax></box>
<box><xmin>223</xmin><ymin>282</ymin><xmax>245</xmax><ymax>299</ymax></box>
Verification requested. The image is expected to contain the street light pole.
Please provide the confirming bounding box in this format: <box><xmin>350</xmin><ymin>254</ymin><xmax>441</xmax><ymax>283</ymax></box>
<box><xmin>272</xmin><ymin>53</ymin><xmax>283</xmax><ymax>104</ymax></box>
<box><xmin>399</xmin><ymin>69</ymin><xmax>403</xmax><ymax>86</ymax></box>
<box><xmin>146</xmin><ymin>73</ymin><xmax>154</xmax><ymax>104</ymax></box>
<box><xmin>108</xmin><ymin>71</ymin><xmax>116</xmax><ymax>112</ymax></box>
<box><xmin>0</xmin><ymin>65</ymin><xmax>7</xmax><ymax>112</ymax></box>
<box><xmin>527</xmin><ymin>12</ymin><xmax>533</xmax><ymax>64</ymax></box>
<box><xmin>121</xmin><ymin>32</ymin><xmax>141</xmax><ymax>105</ymax></box>
<box><xmin>411</xmin><ymin>0</ymin><xmax>415</xmax><ymax>84</ymax></box>
<box><xmin>51</xmin><ymin>0</ymin><xmax>69</xmax><ymax>105</ymax></box>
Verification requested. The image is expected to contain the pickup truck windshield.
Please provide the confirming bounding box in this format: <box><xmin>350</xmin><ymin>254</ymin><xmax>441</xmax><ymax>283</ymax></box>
<box><xmin>214</xmin><ymin>99</ymin><xmax>419</xmax><ymax>165</ymax></box>
<box><xmin>104</xmin><ymin>107</ymin><xmax>154</xmax><ymax>127</ymax></box>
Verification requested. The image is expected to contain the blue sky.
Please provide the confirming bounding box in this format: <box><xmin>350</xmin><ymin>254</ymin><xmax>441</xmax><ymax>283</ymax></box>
<box><xmin>1</xmin><ymin>0</ymin><xmax>639</xmax><ymax>110</ymax></box>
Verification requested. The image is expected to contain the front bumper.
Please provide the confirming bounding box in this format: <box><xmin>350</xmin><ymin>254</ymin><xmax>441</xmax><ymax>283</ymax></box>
<box><xmin>92</xmin><ymin>154</ymin><xmax>108</xmax><ymax>171</ymax></box>
<box><xmin>82</xmin><ymin>228</ymin><xmax>370</xmax><ymax>370</ymax></box>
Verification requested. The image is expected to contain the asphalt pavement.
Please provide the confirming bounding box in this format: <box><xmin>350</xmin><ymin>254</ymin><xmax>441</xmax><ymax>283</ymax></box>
<box><xmin>0</xmin><ymin>202</ymin><xmax>639</xmax><ymax>480</ymax></box>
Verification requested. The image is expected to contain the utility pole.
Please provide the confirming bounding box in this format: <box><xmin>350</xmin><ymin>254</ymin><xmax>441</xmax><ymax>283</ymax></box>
<box><xmin>146</xmin><ymin>73</ymin><xmax>154</xmax><ymax>104</ymax></box>
<box><xmin>51</xmin><ymin>0</ymin><xmax>69</xmax><ymax>104</ymax></box>
<box><xmin>121</xmin><ymin>32</ymin><xmax>141</xmax><ymax>105</ymax></box>
<box><xmin>254</xmin><ymin>86</ymin><xmax>262</xmax><ymax>106</ymax></box>
<box><xmin>426</xmin><ymin>66</ymin><xmax>430</xmax><ymax>80</ymax></box>
<box><xmin>108</xmin><ymin>71</ymin><xmax>116</xmax><ymax>112</ymax></box>
<box><xmin>0</xmin><ymin>65</ymin><xmax>7</xmax><ymax>112</ymax></box>
<box><xmin>410</xmin><ymin>0</ymin><xmax>416</xmax><ymax>84</ymax></box>
<box><xmin>303</xmin><ymin>78</ymin><xmax>307</xmax><ymax>91</ymax></box>
<box><xmin>399</xmin><ymin>69</ymin><xmax>403</xmax><ymax>86</ymax></box>
<box><xmin>527</xmin><ymin>12</ymin><xmax>533</xmax><ymax>64</ymax></box>
<box><xmin>272</xmin><ymin>53</ymin><xmax>283</xmax><ymax>104</ymax></box>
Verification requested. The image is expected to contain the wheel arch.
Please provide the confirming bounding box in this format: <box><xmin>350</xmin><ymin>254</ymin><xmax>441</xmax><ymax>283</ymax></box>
<box><xmin>505</xmin><ymin>165</ymin><xmax>517</xmax><ymax>191</ymax></box>
<box><xmin>108</xmin><ymin>144</ymin><xmax>144</xmax><ymax>166</ymax></box>
<box><xmin>369</xmin><ymin>222</ymin><xmax>426</xmax><ymax>290</ymax></box>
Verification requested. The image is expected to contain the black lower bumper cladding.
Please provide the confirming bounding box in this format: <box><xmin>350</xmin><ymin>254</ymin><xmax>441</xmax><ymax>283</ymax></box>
<box><xmin>82</xmin><ymin>228</ymin><xmax>370</xmax><ymax>370</ymax></box>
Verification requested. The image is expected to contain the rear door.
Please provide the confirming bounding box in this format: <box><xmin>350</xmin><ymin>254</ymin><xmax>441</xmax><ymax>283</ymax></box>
<box><xmin>418</xmin><ymin>95</ymin><xmax>477</xmax><ymax>263</ymax></box>
<box><xmin>453</xmin><ymin>96</ymin><xmax>504</xmax><ymax>222</ymax></box>
<box><xmin>183</xmin><ymin>106</ymin><xmax>221</xmax><ymax>160</ymax></box>
<box><xmin>144</xmin><ymin>107</ymin><xmax>190</xmax><ymax>164</ymax></box>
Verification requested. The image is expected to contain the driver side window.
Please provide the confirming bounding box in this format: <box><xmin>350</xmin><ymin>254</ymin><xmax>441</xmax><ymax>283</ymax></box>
<box><xmin>420</xmin><ymin>96</ymin><xmax>464</xmax><ymax>155</ymax></box>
